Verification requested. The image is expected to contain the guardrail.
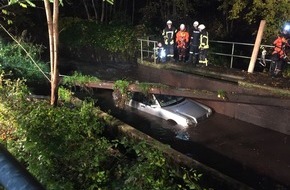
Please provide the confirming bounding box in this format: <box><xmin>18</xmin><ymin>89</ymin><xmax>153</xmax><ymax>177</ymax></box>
<box><xmin>137</xmin><ymin>38</ymin><xmax>278</xmax><ymax>69</ymax></box>
<box><xmin>210</xmin><ymin>40</ymin><xmax>274</xmax><ymax>68</ymax></box>
<box><xmin>137</xmin><ymin>38</ymin><xmax>158</xmax><ymax>64</ymax></box>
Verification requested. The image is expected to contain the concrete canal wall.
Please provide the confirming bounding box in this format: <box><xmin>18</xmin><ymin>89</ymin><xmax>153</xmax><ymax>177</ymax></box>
<box><xmin>136</xmin><ymin>64</ymin><xmax>290</xmax><ymax>135</ymax></box>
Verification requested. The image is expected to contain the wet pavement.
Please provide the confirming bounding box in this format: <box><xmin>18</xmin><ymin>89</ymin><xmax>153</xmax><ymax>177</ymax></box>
<box><xmin>88</xmin><ymin>88</ymin><xmax>290</xmax><ymax>190</ymax></box>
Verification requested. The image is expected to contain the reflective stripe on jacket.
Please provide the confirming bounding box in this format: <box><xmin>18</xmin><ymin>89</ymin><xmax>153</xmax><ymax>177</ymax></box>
<box><xmin>162</xmin><ymin>27</ymin><xmax>176</xmax><ymax>45</ymax></box>
<box><xmin>199</xmin><ymin>31</ymin><xmax>209</xmax><ymax>49</ymax></box>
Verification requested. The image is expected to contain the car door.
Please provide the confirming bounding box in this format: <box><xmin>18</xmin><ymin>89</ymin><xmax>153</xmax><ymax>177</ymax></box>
<box><xmin>130</xmin><ymin>93</ymin><xmax>163</xmax><ymax>118</ymax></box>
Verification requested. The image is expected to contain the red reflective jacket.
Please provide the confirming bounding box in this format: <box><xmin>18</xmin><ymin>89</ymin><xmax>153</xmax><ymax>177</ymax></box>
<box><xmin>272</xmin><ymin>36</ymin><xmax>289</xmax><ymax>58</ymax></box>
<box><xmin>176</xmin><ymin>30</ymin><xmax>189</xmax><ymax>48</ymax></box>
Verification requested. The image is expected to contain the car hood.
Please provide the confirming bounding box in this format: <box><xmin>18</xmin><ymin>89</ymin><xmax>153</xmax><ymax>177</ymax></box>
<box><xmin>162</xmin><ymin>99</ymin><xmax>210</xmax><ymax>119</ymax></box>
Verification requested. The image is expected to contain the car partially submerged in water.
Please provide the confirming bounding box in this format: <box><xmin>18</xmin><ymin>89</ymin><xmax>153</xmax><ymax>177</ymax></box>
<box><xmin>127</xmin><ymin>92</ymin><xmax>212</xmax><ymax>128</ymax></box>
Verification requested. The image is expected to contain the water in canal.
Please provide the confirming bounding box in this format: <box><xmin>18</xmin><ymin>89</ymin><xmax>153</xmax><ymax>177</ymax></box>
<box><xmin>66</xmin><ymin>60</ymin><xmax>290</xmax><ymax>189</ymax></box>
<box><xmin>84</xmin><ymin>88</ymin><xmax>289</xmax><ymax>190</ymax></box>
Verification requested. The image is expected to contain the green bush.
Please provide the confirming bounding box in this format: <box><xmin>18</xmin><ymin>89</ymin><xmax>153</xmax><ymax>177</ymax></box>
<box><xmin>59</xmin><ymin>17</ymin><xmax>137</xmax><ymax>59</ymax></box>
<box><xmin>0</xmin><ymin>39</ymin><xmax>49</xmax><ymax>85</ymax></box>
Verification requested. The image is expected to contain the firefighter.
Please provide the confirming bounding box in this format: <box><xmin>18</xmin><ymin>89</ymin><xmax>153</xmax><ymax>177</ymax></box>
<box><xmin>188</xmin><ymin>21</ymin><xmax>200</xmax><ymax>66</ymax></box>
<box><xmin>198</xmin><ymin>24</ymin><xmax>209</xmax><ymax>66</ymax></box>
<box><xmin>176</xmin><ymin>24</ymin><xmax>189</xmax><ymax>62</ymax></box>
<box><xmin>270</xmin><ymin>33</ymin><xmax>289</xmax><ymax>77</ymax></box>
<box><xmin>162</xmin><ymin>20</ymin><xmax>177</xmax><ymax>61</ymax></box>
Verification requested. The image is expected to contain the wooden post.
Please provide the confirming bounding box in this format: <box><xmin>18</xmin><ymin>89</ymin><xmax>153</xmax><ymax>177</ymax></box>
<box><xmin>248</xmin><ymin>20</ymin><xmax>266</xmax><ymax>73</ymax></box>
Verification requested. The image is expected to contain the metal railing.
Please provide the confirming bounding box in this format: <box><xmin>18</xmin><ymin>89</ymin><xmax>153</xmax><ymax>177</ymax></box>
<box><xmin>137</xmin><ymin>38</ymin><xmax>277</xmax><ymax>68</ymax></box>
<box><xmin>210</xmin><ymin>40</ymin><xmax>274</xmax><ymax>68</ymax></box>
<box><xmin>137</xmin><ymin>38</ymin><xmax>158</xmax><ymax>64</ymax></box>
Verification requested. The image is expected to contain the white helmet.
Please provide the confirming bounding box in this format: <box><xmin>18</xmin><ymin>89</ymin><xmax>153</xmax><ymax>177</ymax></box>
<box><xmin>198</xmin><ymin>24</ymin><xmax>205</xmax><ymax>30</ymax></box>
<box><xmin>167</xmin><ymin>20</ymin><xmax>172</xmax><ymax>25</ymax></box>
<box><xmin>193</xmin><ymin>21</ymin><xmax>199</xmax><ymax>27</ymax></box>
<box><xmin>180</xmin><ymin>24</ymin><xmax>185</xmax><ymax>30</ymax></box>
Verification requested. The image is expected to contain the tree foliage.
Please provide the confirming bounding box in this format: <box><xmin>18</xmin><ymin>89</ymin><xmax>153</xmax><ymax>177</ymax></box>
<box><xmin>139</xmin><ymin>0</ymin><xmax>195</xmax><ymax>32</ymax></box>
<box><xmin>218</xmin><ymin>0</ymin><xmax>290</xmax><ymax>42</ymax></box>
<box><xmin>59</xmin><ymin>17</ymin><xmax>137</xmax><ymax>60</ymax></box>
<box><xmin>0</xmin><ymin>38</ymin><xmax>49</xmax><ymax>87</ymax></box>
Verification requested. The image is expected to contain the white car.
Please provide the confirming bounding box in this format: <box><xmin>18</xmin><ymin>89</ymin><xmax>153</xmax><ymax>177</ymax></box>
<box><xmin>127</xmin><ymin>92</ymin><xmax>212</xmax><ymax>128</ymax></box>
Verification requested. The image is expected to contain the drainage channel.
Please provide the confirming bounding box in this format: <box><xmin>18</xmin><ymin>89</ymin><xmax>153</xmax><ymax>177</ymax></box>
<box><xmin>85</xmin><ymin>88</ymin><xmax>290</xmax><ymax>190</ymax></box>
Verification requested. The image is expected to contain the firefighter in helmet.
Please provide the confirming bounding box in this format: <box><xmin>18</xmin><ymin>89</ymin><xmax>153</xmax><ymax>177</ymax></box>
<box><xmin>198</xmin><ymin>24</ymin><xmax>209</xmax><ymax>66</ymax></box>
<box><xmin>176</xmin><ymin>24</ymin><xmax>189</xmax><ymax>62</ymax></box>
<box><xmin>188</xmin><ymin>21</ymin><xmax>200</xmax><ymax>66</ymax></box>
<box><xmin>162</xmin><ymin>20</ymin><xmax>177</xmax><ymax>61</ymax></box>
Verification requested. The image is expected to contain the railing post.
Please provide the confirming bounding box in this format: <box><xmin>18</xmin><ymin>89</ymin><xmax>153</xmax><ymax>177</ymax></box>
<box><xmin>230</xmin><ymin>43</ymin><xmax>235</xmax><ymax>68</ymax></box>
<box><xmin>140</xmin><ymin>40</ymin><xmax>143</xmax><ymax>63</ymax></box>
<box><xmin>153</xmin><ymin>42</ymin><xmax>157</xmax><ymax>64</ymax></box>
<box><xmin>147</xmin><ymin>36</ymin><xmax>150</xmax><ymax>57</ymax></box>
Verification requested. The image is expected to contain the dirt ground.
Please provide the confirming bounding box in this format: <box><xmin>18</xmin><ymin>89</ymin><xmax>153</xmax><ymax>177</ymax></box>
<box><xmin>139</xmin><ymin>57</ymin><xmax>290</xmax><ymax>90</ymax></box>
<box><xmin>200</xmin><ymin>64</ymin><xmax>290</xmax><ymax>90</ymax></box>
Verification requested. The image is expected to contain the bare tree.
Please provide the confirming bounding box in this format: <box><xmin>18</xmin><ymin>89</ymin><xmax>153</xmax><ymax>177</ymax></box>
<box><xmin>82</xmin><ymin>0</ymin><xmax>91</xmax><ymax>20</ymax></box>
<box><xmin>7</xmin><ymin>0</ymin><xmax>114</xmax><ymax>105</ymax></box>
<box><xmin>131</xmin><ymin>0</ymin><xmax>135</xmax><ymax>24</ymax></box>
<box><xmin>43</xmin><ymin>0</ymin><xmax>60</xmax><ymax>106</ymax></box>
<box><xmin>92</xmin><ymin>0</ymin><xmax>98</xmax><ymax>21</ymax></box>
<box><xmin>101</xmin><ymin>0</ymin><xmax>105</xmax><ymax>22</ymax></box>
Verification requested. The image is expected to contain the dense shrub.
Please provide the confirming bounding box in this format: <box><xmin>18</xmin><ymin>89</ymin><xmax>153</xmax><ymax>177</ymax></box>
<box><xmin>0</xmin><ymin>39</ymin><xmax>49</xmax><ymax>85</ymax></box>
<box><xmin>59</xmin><ymin>17</ymin><xmax>137</xmax><ymax>61</ymax></box>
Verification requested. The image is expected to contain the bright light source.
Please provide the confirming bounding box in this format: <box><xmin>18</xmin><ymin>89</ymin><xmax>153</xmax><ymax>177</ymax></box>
<box><xmin>160</xmin><ymin>49</ymin><xmax>166</xmax><ymax>58</ymax></box>
<box><xmin>284</xmin><ymin>24</ymin><xmax>290</xmax><ymax>32</ymax></box>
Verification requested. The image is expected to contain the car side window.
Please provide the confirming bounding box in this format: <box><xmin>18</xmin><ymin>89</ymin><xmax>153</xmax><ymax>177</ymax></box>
<box><xmin>132</xmin><ymin>92</ymin><xmax>155</xmax><ymax>105</ymax></box>
<box><xmin>132</xmin><ymin>92</ymin><xmax>143</xmax><ymax>102</ymax></box>
<box><xmin>132</xmin><ymin>92</ymin><xmax>148</xmax><ymax>104</ymax></box>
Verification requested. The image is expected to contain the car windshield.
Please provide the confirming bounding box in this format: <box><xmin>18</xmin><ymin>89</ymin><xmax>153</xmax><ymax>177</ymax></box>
<box><xmin>154</xmin><ymin>94</ymin><xmax>184</xmax><ymax>107</ymax></box>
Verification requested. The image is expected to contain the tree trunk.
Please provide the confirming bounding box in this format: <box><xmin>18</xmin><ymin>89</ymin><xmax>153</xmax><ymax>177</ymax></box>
<box><xmin>124</xmin><ymin>0</ymin><xmax>128</xmax><ymax>18</ymax></box>
<box><xmin>172</xmin><ymin>0</ymin><xmax>177</xmax><ymax>18</ymax></box>
<box><xmin>101</xmin><ymin>0</ymin><xmax>105</xmax><ymax>22</ymax></box>
<box><xmin>109</xmin><ymin>3</ymin><xmax>113</xmax><ymax>22</ymax></box>
<box><xmin>44</xmin><ymin>0</ymin><xmax>60</xmax><ymax>106</ymax></box>
<box><xmin>105</xmin><ymin>1</ymin><xmax>108</xmax><ymax>23</ymax></box>
<box><xmin>119</xmin><ymin>0</ymin><xmax>123</xmax><ymax>12</ymax></box>
<box><xmin>52</xmin><ymin>0</ymin><xmax>60</xmax><ymax>106</ymax></box>
<box><xmin>82</xmin><ymin>0</ymin><xmax>91</xmax><ymax>20</ymax></box>
<box><xmin>131</xmin><ymin>0</ymin><xmax>135</xmax><ymax>24</ymax></box>
<box><xmin>158</xmin><ymin>0</ymin><xmax>164</xmax><ymax>21</ymax></box>
<box><xmin>92</xmin><ymin>0</ymin><xmax>98</xmax><ymax>21</ymax></box>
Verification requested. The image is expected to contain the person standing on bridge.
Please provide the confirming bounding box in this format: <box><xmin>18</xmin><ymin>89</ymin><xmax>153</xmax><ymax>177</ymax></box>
<box><xmin>270</xmin><ymin>32</ymin><xmax>289</xmax><ymax>77</ymax></box>
<box><xmin>188</xmin><ymin>21</ymin><xmax>200</xmax><ymax>66</ymax></box>
<box><xmin>176</xmin><ymin>24</ymin><xmax>189</xmax><ymax>62</ymax></box>
<box><xmin>198</xmin><ymin>24</ymin><xmax>209</xmax><ymax>66</ymax></box>
<box><xmin>162</xmin><ymin>20</ymin><xmax>177</xmax><ymax>62</ymax></box>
